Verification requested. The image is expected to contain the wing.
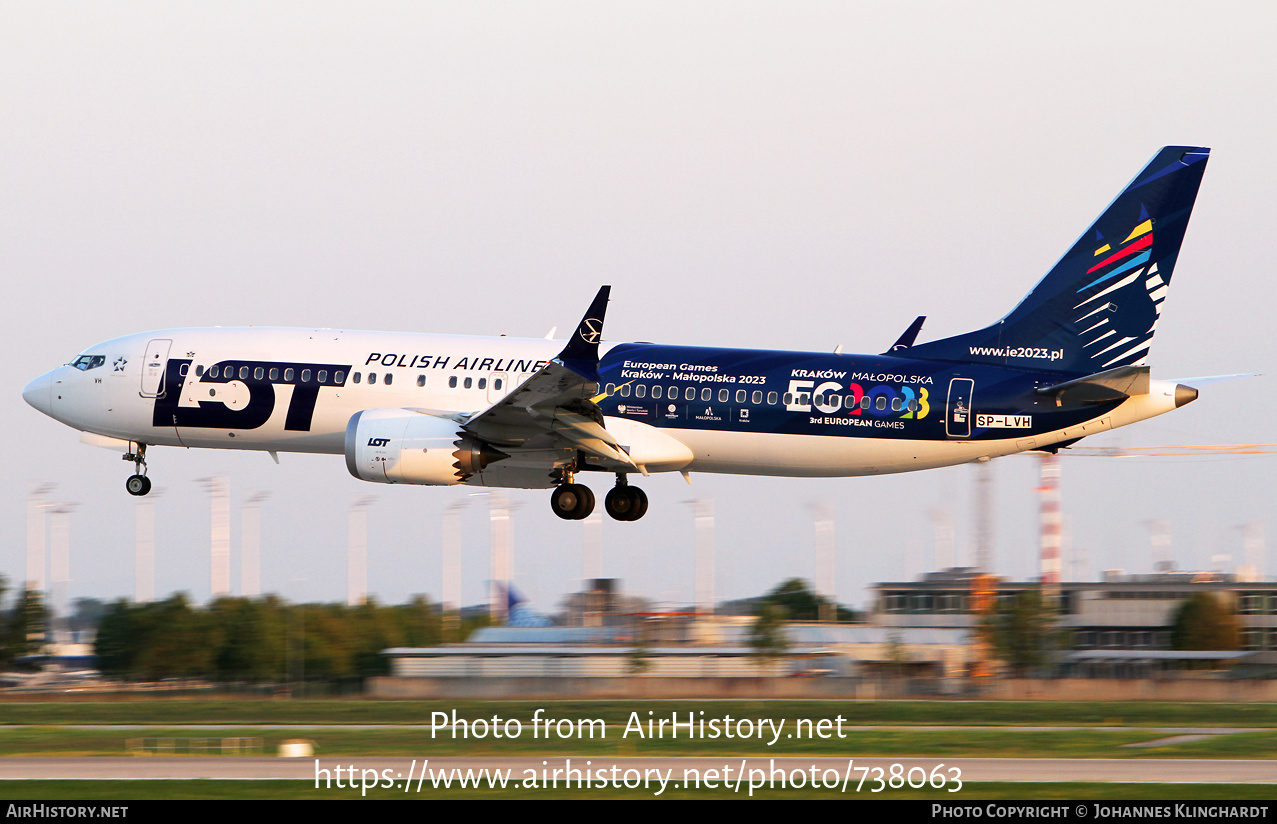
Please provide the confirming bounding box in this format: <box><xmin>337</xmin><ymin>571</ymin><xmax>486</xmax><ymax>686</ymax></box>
<box><xmin>462</xmin><ymin>286</ymin><xmax>637</xmax><ymax>471</ymax></box>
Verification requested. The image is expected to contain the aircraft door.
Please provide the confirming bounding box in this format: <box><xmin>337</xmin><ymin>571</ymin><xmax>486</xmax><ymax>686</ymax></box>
<box><xmin>945</xmin><ymin>378</ymin><xmax>974</xmax><ymax>438</ymax></box>
<box><xmin>487</xmin><ymin>373</ymin><xmax>508</xmax><ymax>404</ymax></box>
<box><xmin>139</xmin><ymin>339</ymin><xmax>172</xmax><ymax>398</ymax></box>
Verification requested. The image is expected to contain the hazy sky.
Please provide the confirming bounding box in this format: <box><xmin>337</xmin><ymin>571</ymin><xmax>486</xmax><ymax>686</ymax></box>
<box><xmin>3</xmin><ymin>2</ymin><xmax>1275</xmax><ymax>617</ymax></box>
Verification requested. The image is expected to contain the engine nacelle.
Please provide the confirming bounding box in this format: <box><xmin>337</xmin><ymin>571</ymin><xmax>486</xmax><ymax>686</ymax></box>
<box><xmin>345</xmin><ymin>408</ymin><xmax>507</xmax><ymax>485</ymax></box>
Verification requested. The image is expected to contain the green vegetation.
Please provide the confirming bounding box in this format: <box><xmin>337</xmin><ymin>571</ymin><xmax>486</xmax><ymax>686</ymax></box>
<box><xmin>3</xmin><ymin>699</ymin><xmax>1277</xmax><ymax>727</ymax></box>
<box><xmin>748</xmin><ymin>604</ymin><xmax>790</xmax><ymax>664</ymax></box>
<box><xmin>0</xmin><ymin>579</ymin><xmax>48</xmax><ymax>666</ymax></box>
<box><xmin>2</xmin><ymin>699</ymin><xmax>1275</xmax><ymax>800</ymax></box>
<box><xmin>3</xmin><ymin>780</ymin><xmax>1275</xmax><ymax>801</ymax></box>
<box><xmin>1171</xmin><ymin>592</ymin><xmax>1241</xmax><ymax>651</ymax></box>
<box><xmin>2</xmin><ymin>725</ymin><xmax>1276</xmax><ymax>759</ymax></box>
<box><xmin>759</xmin><ymin>578</ymin><xmax>858</xmax><ymax>622</ymax></box>
<box><xmin>92</xmin><ymin>595</ymin><xmax>491</xmax><ymax>682</ymax></box>
<box><xmin>978</xmin><ymin>589</ymin><xmax>1062</xmax><ymax>676</ymax></box>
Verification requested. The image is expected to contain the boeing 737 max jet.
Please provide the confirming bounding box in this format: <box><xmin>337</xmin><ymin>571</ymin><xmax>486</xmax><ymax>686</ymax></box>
<box><xmin>24</xmin><ymin>146</ymin><xmax>1210</xmax><ymax>521</ymax></box>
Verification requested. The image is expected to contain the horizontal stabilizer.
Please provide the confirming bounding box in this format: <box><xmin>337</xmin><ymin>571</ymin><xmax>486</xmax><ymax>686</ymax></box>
<box><xmin>1036</xmin><ymin>365</ymin><xmax>1149</xmax><ymax>403</ymax></box>
<box><xmin>1171</xmin><ymin>373</ymin><xmax>1261</xmax><ymax>387</ymax></box>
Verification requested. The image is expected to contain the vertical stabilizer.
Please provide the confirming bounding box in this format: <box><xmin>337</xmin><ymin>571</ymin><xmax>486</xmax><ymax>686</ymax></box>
<box><xmin>907</xmin><ymin>147</ymin><xmax>1209</xmax><ymax>374</ymax></box>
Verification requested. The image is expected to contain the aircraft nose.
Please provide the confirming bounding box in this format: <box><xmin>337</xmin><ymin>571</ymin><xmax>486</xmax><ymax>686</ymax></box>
<box><xmin>23</xmin><ymin>371</ymin><xmax>54</xmax><ymax>416</ymax></box>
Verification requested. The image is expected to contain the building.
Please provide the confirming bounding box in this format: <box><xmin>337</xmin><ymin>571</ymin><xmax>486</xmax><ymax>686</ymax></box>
<box><xmin>874</xmin><ymin>567</ymin><xmax>1275</xmax><ymax>676</ymax></box>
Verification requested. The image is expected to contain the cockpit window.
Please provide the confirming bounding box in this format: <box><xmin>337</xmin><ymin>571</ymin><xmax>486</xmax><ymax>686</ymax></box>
<box><xmin>71</xmin><ymin>355</ymin><xmax>106</xmax><ymax>371</ymax></box>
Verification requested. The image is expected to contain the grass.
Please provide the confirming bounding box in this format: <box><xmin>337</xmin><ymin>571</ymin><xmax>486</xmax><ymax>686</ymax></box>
<box><xmin>0</xmin><ymin>727</ymin><xmax>1274</xmax><ymax>759</ymax></box>
<box><xmin>2</xmin><ymin>698</ymin><xmax>1277</xmax><ymax>728</ymax></box>
<box><xmin>2</xmin><ymin>780</ymin><xmax>1275</xmax><ymax>801</ymax></box>
<box><xmin>1</xmin><ymin>697</ymin><xmax>1274</xmax><ymax>800</ymax></box>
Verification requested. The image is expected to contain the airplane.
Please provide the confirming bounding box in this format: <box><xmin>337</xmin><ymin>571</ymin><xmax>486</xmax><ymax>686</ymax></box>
<box><xmin>24</xmin><ymin>146</ymin><xmax>1210</xmax><ymax>522</ymax></box>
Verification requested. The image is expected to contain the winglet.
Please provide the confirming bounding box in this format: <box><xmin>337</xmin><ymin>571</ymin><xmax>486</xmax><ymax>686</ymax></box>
<box><xmin>555</xmin><ymin>286</ymin><xmax>611</xmax><ymax>382</ymax></box>
<box><xmin>886</xmin><ymin>316</ymin><xmax>926</xmax><ymax>353</ymax></box>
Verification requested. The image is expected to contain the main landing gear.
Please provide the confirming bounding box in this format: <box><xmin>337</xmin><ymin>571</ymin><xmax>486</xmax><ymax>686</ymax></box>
<box><xmin>604</xmin><ymin>475</ymin><xmax>648</xmax><ymax>522</ymax></box>
<box><xmin>549</xmin><ymin>471</ymin><xmax>648</xmax><ymax>521</ymax></box>
<box><xmin>123</xmin><ymin>443</ymin><xmax>151</xmax><ymax>497</ymax></box>
<box><xmin>550</xmin><ymin>482</ymin><xmax>594</xmax><ymax>520</ymax></box>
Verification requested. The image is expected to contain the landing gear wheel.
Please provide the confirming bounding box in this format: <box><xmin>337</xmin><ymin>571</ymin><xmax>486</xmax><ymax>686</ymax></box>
<box><xmin>574</xmin><ymin>484</ymin><xmax>595</xmax><ymax>519</ymax></box>
<box><xmin>551</xmin><ymin>483</ymin><xmax>595</xmax><ymax>520</ymax></box>
<box><xmin>126</xmin><ymin>474</ymin><xmax>152</xmax><ymax>497</ymax></box>
<box><xmin>605</xmin><ymin>485</ymin><xmax>648</xmax><ymax>521</ymax></box>
<box><xmin>605</xmin><ymin>487</ymin><xmax>633</xmax><ymax>520</ymax></box>
<box><xmin>627</xmin><ymin>486</ymin><xmax>648</xmax><ymax>521</ymax></box>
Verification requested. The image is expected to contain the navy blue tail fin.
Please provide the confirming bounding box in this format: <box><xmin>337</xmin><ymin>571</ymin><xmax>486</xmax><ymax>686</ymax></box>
<box><xmin>906</xmin><ymin>146</ymin><xmax>1209</xmax><ymax>375</ymax></box>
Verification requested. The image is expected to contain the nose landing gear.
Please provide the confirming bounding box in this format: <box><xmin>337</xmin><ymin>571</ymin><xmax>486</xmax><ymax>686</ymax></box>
<box><xmin>123</xmin><ymin>443</ymin><xmax>151</xmax><ymax>497</ymax></box>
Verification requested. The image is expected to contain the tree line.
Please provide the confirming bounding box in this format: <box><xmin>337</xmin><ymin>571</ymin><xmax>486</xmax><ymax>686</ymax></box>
<box><xmin>0</xmin><ymin>578</ymin><xmax>48</xmax><ymax>667</ymax></box>
<box><xmin>93</xmin><ymin>593</ymin><xmax>482</xmax><ymax>683</ymax></box>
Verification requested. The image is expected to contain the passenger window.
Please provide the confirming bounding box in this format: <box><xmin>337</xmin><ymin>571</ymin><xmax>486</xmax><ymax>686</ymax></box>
<box><xmin>701</xmin><ymin>388</ymin><xmax>712</xmax><ymax>401</ymax></box>
<box><xmin>179</xmin><ymin>363</ymin><xmax>189</xmax><ymax>377</ymax></box>
<box><xmin>861</xmin><ymin>397</ymin><xmax>871</xmax><ymax>410</ymax></box>
<box><xmin>464</xmin><ymin>377</ymin><xmax>472</xmax><ymax>389</ymax></box>
<box><xmin>254</xmin><ymin>367</ymin><xmax>264</xmax><ymax>380</ymax></box>
<box><xmin>369</xmin><ymin>373</ymin><xmax>377</xmax><ymax>385</ymax></box>
<box><xmin>652</xmin><ymin>386</ymin><xmax>663</xmax><ymax>399</ymax></box>
<box><xmin>239</xmin><ymin>366</ymin><xmax>249</xmax><ymax>380</ymax></box>
<box><xmin>783</xmin><ymin>393</ymin><xmax>793</xmax><ymax>405</ymax></box>
<box><xmin>269</xmin><ymin>368</ymin><xmax>279</xmax><ymax>381</ymax></box>
<box><xmin>605</xmin><ymin>383</ymin><xmax>616</xmax><ymax>395</ymax></box>
<box><xmin>620</xmin><ymin>384</ymin><xmax>631</xmax><ymax>397</ymax></box>
<box><xmin>417</xmin><ymin>375</ymin><xmax>426</xmax><ymax>387</ymax></box>
<box><xmin>735</xmin><ymin>389</ymin><xmax>746</xmax><ymax>403</ymax></box>
<box><xmin>891</xmin><ymin>398</ymin><xmax>902</xmax><ymax>412</ymax></box>
<box><xmin>752</xmin><ymin>390</ymin><xmax>762</xmax><ymax>404</ymax></box>
<box><xmin>335</xmin><ymin>371</ymin><xmax>345</xmax><ymax>383</ymax></box>
<box><xmin>814</xmin><ymin>394</ymin><xmax>824</xmax><ymax>406</ymax></box>
<box><xmin>494</xmin><ymin>378</ymin><xmax>502</xmax><ymax>390</ymax></box>
<box><xmin>318</xmin><ymin>370</ymin><xmax>328</xmax><ymax>383</ymax></box>
<box><xmin>384</xmin><ymin>373</ymin><xmax>393</xmax><ymax>385</ymax></box>
<box><xmin>353</xmin><ymin>372</ymin><xmax>361</xmax><ymax>384</ymax></box>
<box><xmin>634</xmin><ymin>384</ymin><xmax>645</xmax><ymax>398</ymax></box>
<box><xmin>830</xmin><ymin>396</ymin><xmax>842</xmax><ymax>409</ymax></box>
<box><xmin>767</xmin><ymin>391</ymin><xmax>778</xmax><ymax>405</ymax></box>
<box><xmin>301</xmin><ymin>369</ymin><xmax>311</xmax><ymax>382</ymax></box>
<box><xmin>449</xmin><ymin>376</ymin><xmax>457</xmax><ymax>388</ymax></box>
<box><xmin>684</xmin><ymin>387</ymin><xmax>695</xmax><ymax>401</ymax></box>
<box><xmin>718</xmin><ymin>388</ymin><xmax>729</xmax><ymax>402</ymax></box>
<box><xmin>284</xmin><ymin>368</ymin><xmax>294</xmax><ymax>381</ymax></box>
<box><xmin>478</xmin><ymin>378</ymin><xmax>487</xmax><ymax>390</ymax></box>
<box><xmin>908</xmin><ymin>399</ymin><xmax>918</xmax><ymax>412</ymax></box>
<box><xmin>799</xmin><ymin>394</ymin><xmax>810</xmax><ymax>405</ymax></box>
<box><xmin>876</xmin><ymin>396</ymin><xmax>887</xmax><ymax>410</ymax></box>
<box><xmin>195</xmin><ymin>365</ymin><xmax>205</xmax><ymax>377</ymax></box>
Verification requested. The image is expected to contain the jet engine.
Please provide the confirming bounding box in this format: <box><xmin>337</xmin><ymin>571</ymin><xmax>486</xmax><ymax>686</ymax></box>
<box><xmin>345</xmin><ymin>408</ymin><xmax>508</xmax><ymax>485</ymax></box>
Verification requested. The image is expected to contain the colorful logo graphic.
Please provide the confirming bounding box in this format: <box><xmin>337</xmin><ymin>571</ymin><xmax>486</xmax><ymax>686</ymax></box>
<box><xmin>1074</xmin><ymin>212</ymin><xmax>1166</xmax><ymax>368</ymax></box>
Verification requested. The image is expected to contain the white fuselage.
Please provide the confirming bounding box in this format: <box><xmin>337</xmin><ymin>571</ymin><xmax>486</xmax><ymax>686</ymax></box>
<box><xmin>24</xmin><ymin>326</ymin><xmax>1185</xmax><ymax>487</ymax></box>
